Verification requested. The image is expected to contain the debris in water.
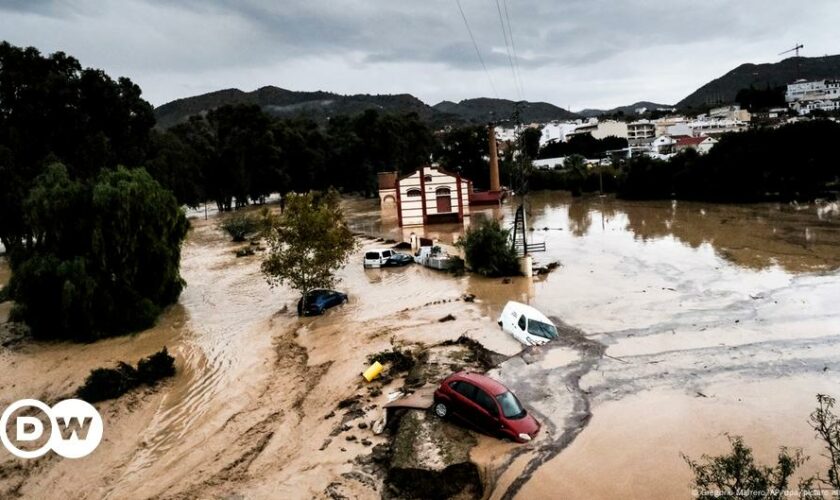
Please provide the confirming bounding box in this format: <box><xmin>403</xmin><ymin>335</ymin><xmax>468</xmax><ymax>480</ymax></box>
<box><xmin>363</xmin><ymin>361</ymin><xmax>383</xmax><ymax>382</ymax></box>
<box><xmin>338</xmin><ymin>395</ymin><xmax>361</xmax><ymax>409</ymax></box>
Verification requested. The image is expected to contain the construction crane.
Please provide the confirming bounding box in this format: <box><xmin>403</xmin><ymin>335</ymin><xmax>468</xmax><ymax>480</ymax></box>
<box><xmin>779</xmin><ymin>44</ymin><xmax>804</xmax><ymax>57</ymax></box>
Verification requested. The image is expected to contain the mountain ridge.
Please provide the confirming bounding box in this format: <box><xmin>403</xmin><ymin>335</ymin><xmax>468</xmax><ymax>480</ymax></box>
<box><xmin>676</xmin><ymin>55</ymin><xmax>840</xmax><ymax>108</ymax></box>
<box><xmin>154</xmin><ymin>54</ymin><xmax>840</xmax><ymax>128</ymax></box>
<box><xmin>154</xmin><ymin>87</ymin><xmax>579</xmax><ymax>129</ymax></box>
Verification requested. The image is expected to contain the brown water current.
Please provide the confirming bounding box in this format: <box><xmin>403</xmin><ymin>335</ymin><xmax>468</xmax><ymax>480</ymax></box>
<box><xmin>0</xmin><ymin>193</ymin><xmax>838</xmax><ymax>499</ymax></box>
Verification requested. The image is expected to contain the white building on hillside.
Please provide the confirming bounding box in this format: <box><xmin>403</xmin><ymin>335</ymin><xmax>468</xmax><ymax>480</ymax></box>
<box><xmin>540</xmin><ymin>121</ymin><xmax>579</xmax><ymax>146</ymax></box>
<box><xmin>687</xmin><ymin>118</ymin><xmax>747</xmax><ymax>137</ymax></box>
<box><xmin>709</xmin><ymin>105</ymin><xmax>751</xmax><ymax>122</ymax></box>
<box><xmin>627</xmin><ymin>120</ymin><xmax>656</xmax><ymax>145</ymax></box>
<box><xmin>591</xmin><ymin>120</ymin><xmax>628</xmax><ymax>140</ymax></box>
<box><xmin>786</xmin><ymin>79</ymin><xmax>840</xmax><ymax>115</ymax></box>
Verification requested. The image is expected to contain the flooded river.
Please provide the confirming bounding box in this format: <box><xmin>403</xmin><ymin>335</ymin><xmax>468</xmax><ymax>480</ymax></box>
<box><xmin>349</xmin><ymin>193</ymin><xmax>840</xmax><ymax>499</ymax></box>
<box><xmin>1</xmin><ymin>192</ymin><xmax>838</xmax><ymax>499</ymax></box>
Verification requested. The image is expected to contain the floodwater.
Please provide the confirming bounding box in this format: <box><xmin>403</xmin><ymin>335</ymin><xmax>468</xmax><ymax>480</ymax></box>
<box><xmin>0</xmin><ymin>193</ymin><xmax>838</xmax><ymax>499</ymax></box>
<box><xmin>349</xmin><ymin>193</ymin><xmax>840</xmax><ymax>499</ymax></box>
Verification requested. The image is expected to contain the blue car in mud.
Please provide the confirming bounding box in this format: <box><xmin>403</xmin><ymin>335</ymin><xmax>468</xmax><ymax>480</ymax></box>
<box><xmin>297</xmin><ymin>289</ymin><xmax>348</xmax><ymax>316</ymax></box>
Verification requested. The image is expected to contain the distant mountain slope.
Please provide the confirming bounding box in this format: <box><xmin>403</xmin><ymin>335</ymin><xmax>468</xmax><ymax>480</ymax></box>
<box><xmin>154</xmin><ymin>87</ymin><xmax>579</xmax><ymax>128</ymax></box>
<box><xmin>432</xmin><ymin>98</ymin><xmax>577</xmax><ymax>124</ymax></box>
<box><xmin>677</xmin><ymin>55</ymin><xmax>840</xmax><ymax>109</ymax></box>
<box><xmin>154</xmin><ymin>86</ymin><xmax>439</xmax><ymax>128</ymax></box>
<box><xmin>578</xmin><ymin>101</ymin><xmax>672</xmax><ymax>118</ymax></box>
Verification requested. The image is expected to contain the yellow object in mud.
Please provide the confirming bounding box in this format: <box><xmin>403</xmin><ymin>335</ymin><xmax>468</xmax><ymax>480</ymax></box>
<box><xmin>363</xmin><ymin>361</ymin><xmax>383</xmax><ymax>382</ymax></box>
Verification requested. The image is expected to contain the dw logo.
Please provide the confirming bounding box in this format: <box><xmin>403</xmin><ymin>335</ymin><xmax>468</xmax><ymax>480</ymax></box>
<box><xmin>0</xmin><ymin>399</ymin><xmax>103</xmax><ymax>459</ymax></box>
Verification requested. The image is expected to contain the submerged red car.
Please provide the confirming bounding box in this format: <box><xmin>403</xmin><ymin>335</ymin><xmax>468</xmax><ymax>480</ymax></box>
<box><xmin>432</xmin><ymin>371</ymin><xmax>540</xmax><ymax>443</ymax></box>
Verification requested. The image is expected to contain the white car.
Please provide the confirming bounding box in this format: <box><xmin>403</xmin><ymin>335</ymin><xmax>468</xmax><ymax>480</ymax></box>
<box><xmin>498</xmin><ymin>301</ymin><xmax>559</xmax><ymax>346</ymax></box>
<box><xmin>363</xmin><ymin>248</ymin><xmax>394</xmax><ymax>268</ymax></box>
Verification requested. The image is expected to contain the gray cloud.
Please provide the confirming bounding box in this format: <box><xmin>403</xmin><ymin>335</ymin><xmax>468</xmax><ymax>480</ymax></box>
<box><xmin>0</xmin><ymin>0</ymin><xmax>837</xmax><ymax>109</ymax></box>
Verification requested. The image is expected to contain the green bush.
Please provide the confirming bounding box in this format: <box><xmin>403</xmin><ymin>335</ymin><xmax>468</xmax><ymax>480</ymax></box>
<box><xmin>76</xmin><ymin>363</ymin><xmax>139</xmax><ymax>403</ymax></box>
<box><xmin>137</xmin><ymin>347</ymin><xmax>176</xmax><ymax>384</ymax></box>
<box><xmin>76</xmin><ymin>348</ymin><xmax>176</xmax><ymax>403</ymax></box>
<box><xmin>220</xmin><ymin>213</ymin><xmax>260</xmax><ymax>242</ymax></box>
<box><xmin>457</xmin><ymin>219</ymin><xmax>521</xmax><ymax>277</ymax></box>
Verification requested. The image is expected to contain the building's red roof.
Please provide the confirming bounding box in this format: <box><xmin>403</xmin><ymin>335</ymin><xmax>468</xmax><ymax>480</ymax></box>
<box><xmin>676</xmin><ymin>136</ymin><xmax>708</xmax><ymax>146</ymax></box>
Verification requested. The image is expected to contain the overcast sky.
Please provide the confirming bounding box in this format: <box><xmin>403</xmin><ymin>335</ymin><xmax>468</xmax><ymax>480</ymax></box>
<box><xmin>1</xmin><ymin>0</ymin><xmax>838</xmax><ymax>110</ymax></box>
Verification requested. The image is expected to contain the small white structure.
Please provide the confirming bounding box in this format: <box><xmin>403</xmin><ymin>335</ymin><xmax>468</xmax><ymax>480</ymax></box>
<box><xmin>379</xmin><ymin>165</ymin><xmax>471</xmax><ymax>227</ymax></box>
<box><xmin>651</xmin><ymin>135</ymin><xmax>676</xmax><ymax>154</ymax></box>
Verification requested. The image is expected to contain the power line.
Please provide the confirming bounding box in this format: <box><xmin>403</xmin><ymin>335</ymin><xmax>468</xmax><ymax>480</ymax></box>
<box><xmin>454</xmin><ymin>0</ymin><xmax>498</xmax><ymax>98</ymax></box>
<box><xmin>494</xmin><ymin>0</ymin><xmax>521</xmax><ymax>99</ymax></box>
<box><xmin>501</xmin><ymin>0</ymin><xmax>524</xmax><ymax>98</ymax></box>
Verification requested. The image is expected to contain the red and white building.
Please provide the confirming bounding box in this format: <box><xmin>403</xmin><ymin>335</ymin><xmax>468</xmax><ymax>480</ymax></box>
<box><xmin>378</xmin><ymin>165</ymin><xmax>472</xmax><ymax>227</ymax></box>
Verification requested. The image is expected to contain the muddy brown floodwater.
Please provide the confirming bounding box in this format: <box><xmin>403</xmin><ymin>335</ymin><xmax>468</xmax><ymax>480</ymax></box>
<box><xmin>0</xmin><ymin>193</ymin><xmax>839</xmax><ymax>499</ymax></box>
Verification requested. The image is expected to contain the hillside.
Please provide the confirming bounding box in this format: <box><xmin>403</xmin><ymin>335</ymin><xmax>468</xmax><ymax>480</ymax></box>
<box><xmin>578</xmin><ymin>101</ymin><xmax>672</xmax><ymax>118</ymax></box>
<box><xmin>432</xmin><ymin>98</ymin><xmax>577</xmax><ymax>124</ymax></box>
<box><xmin>154</xmin><ymin>88</ymin><xmax>580</xmax><ymax>129</ymax></box>
<box><xmin>677</xmin><ymin>55</ymin><xmax>840</xmax><ymax>109</ymax></box>
<box><xmin>154</xmin><ymin>86</ymin><xmax>439</xmax><ymax>128</ymax></box>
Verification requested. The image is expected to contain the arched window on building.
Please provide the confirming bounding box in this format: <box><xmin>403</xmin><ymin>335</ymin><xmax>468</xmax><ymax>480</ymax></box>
<box><xmin>435</xmin><ymin>187</ymin><xmax>452</xmax><ymax>213</ymax></box>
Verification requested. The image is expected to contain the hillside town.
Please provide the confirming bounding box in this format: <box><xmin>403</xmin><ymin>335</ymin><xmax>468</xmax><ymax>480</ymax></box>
<box><xmin>498</xmin><ymin>78</ymin><xmax>840</xmax><ymax>170</ymax></box>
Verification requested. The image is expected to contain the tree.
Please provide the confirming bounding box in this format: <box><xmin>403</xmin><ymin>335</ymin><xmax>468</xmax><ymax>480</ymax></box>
<box><xmin>7</xmin><ymin>164</ymin><xmax>188</xmax><ymax>341</ymax></box>
<box><xmin>809</xmin><ymin>394</ymin><xmax>840</xmax><ymax>493</ymax></box>
<box><xmin>683</xmin><ymin>434</ymin><xmax>807</xmax><ymax>500</ymax></box>
<box><xmin>435</xmin><ymin>126</ymin><xmax>490</xmax><ymax>189</ymax></box>
<box><xmin>518</xmin><ymin>127</ymin><xmax>542</xmax><ymax>159</ymax></box>
<box><xmin>0</xmin><ymin>42</ymin><xmax>155</xmax><ymax>257</ymax></box>
<box><xmin>456</xmin><ymin>218</ymin><xmax>520</xmax><ymax>277</ymax></box>
<box><xmin>145</xmin><ymin>129</ymin><xmax>206</xmax><ymax>207</ymax></box>
<box><xmin>261</xmin><ymin>190</ymin><xmax>357</xmax><ymax>305</ymax></box>
<box><xmin>539</xmin><ymin>134</ymin><xmax>627</xmax><ymax>160</ymax></box>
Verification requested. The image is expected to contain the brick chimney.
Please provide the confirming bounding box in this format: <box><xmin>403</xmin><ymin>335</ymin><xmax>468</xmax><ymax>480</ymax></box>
<box><xmin>488</xmin><ymin>123</ymin><xmax>500</xmax><ymax>192</ymax></box>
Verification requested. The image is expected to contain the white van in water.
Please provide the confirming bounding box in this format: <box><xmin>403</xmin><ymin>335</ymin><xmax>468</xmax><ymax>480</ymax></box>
<box><xmin>363</xmin><ymin>248</ymin><xmax>394</xmax><ymax>268</ymax></box>
<box><xmin>498</xmin><ymin>301</ymin><xmax>558</xmax><ymax>346</ymax></box>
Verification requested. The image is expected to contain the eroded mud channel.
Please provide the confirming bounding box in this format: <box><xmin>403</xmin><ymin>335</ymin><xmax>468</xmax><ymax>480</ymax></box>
<box><xmin>1</xmin><ymin>194</ymin><xmax>840</xmax><ymax>499</ymax></box>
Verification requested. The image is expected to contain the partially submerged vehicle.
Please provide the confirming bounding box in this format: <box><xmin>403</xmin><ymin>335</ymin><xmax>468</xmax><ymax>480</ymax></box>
<box><xmin>383</xmin><ymin>252</ymin><xmax>413</xmax><ymax>267</ymax></box>
<box><xmin>498</xmin><ymin>301</ymin><xmax>558</xmax><ymax>346</ymax></box>
<box><xmin>364</xmin><ymin>248</ymin><xmax>414</xmax><ymax>268</ymax></box>
<box><xmin>432</xmin><ymin>371</ymin><xmax>540</xmax><ymax>443</ymax></box>
<box><xmin>297</xmin><ymin>289</ymin><xmax>348</xmax><ymax>316</ymax></box>
<box><xmin>363</xmin><ymin>248</ymin><xmax>395</xmax><ymax>268</ymax></box>
<box><xmin>414</xmin><ymin>245</ymin><xmax>459</xmax><ymax>271</ymax></box>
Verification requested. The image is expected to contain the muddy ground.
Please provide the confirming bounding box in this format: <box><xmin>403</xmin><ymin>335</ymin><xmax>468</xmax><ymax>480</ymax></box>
<box><xmin>1</xmin><ymin>193</ymin><xmax>839</xmax><ymax>499</ymax></box>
